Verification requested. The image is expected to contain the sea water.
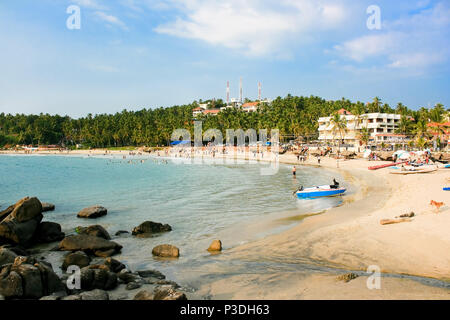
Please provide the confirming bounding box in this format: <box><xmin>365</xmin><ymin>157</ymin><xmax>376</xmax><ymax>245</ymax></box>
<box><xmin>0</xmin><ymin>154</ymin><xmax>346</xmax><ymax>287</ymax></box>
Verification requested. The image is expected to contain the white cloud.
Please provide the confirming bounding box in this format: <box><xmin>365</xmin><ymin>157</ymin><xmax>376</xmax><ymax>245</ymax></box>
<box><xmin>333</xmin><ymin>1</ymin><xmax>450</xmax><ymax>71</ymax></box>
<box><xmin>95</xmin><ymin>11</ymin><xmax>128</xmax><ymax>30</ymax></box>
<box><xmin>153</xmin><ymin>0</ymin><xmax>350</xmax><ymax>57</ymax></box>
<box><xmin>71</xmin><ymin>0</ymin><xmax>106</xmax><ymax>10</ymax></box>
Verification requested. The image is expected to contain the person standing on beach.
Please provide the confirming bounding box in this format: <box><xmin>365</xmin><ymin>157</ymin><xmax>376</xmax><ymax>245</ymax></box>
<box><xmin>292</xmin><ymin>166</ymin><xmax>296</xmax><ymax>177</ymax></box>
<box><xmin>318</xmin><ymin>157</ymin><xmax>321</xmax><ymax>165</ymax></box>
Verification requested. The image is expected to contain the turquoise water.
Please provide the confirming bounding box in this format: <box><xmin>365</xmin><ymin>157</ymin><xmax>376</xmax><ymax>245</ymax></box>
<box><xmin>0</xmin><ymin>154</ymin><xmax>346</xmax><ymax>284</ymax></box>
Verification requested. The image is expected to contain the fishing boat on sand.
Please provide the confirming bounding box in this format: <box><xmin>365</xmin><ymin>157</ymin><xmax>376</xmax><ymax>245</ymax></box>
<box><xmin>389</xmin><ymin>165</ymin><xmax>437</xmax><ymax>175</ymax></box>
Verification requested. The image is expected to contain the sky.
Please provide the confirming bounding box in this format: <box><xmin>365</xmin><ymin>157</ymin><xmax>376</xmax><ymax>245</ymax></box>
<box><xmin>0</xmin><ymin>0</ymin><xmax>449</xmax><ymax>117</ymax></box>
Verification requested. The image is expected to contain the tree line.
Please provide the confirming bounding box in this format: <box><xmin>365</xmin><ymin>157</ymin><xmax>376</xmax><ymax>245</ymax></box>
<box><xmin>0</xmin><ymin>95</ymin><xmax>448</xmax><ymax>148</ymax></box>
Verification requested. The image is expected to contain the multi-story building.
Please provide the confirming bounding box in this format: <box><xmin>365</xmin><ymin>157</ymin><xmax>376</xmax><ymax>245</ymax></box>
<box><xmin>318</xmin><ymin>108</ymin><xmax>404</xmax><ymax>149</ymax></box>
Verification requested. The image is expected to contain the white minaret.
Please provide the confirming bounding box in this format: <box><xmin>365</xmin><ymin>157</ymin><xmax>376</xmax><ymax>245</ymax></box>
<box><xmin>239</xmin><ymin>77</ymin><xmax>243</xmax><ymax>103</ymax></box>
<box><xmin>258</xmin><ymin>82</ymin><xmax>261</xmax><ymax>101</ymax></box>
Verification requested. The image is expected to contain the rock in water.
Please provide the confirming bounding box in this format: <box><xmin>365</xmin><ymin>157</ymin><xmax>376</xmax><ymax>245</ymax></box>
<box><xmin>80</xmin><ymin>289</ymin><xmax>109</xmax><ymax>300</ymax></box>
<box><xmin>104</xmin><ymin>257</ymin><xmax>125</xmax><ymax>273</ymax></box>
<box><xmin>77</xmin><ymin>206</ymin><xmax>107</xmax><ymax>219</ymax></box>
<box><xmin>152</xmin><ymin>244</ymin><xmax>179</xmax><ymax>258</ymax></box>
<box><xmin>134</xmin><ymin>290</ymin><xmax>153</xmax><ymax>300</ymax></box>
<box><xmin>34</xmin><ymin>222</ymin><xmax>65</xmax><ymax>243</ymax></box>
<box><xmin>153</xmin><ymin>286</ymin><xmax>187</xmax><ymax>300</ymax></box>
<box><xmin>62</xmin><ymin>251</ymin><xmax>91</xmax><ymax>271</ymax></box>
<box><xmin>58</xmin><ymin>235</ymin><xmax>122</xmax><ymax>257</ymax></box>
<box><xmin>0</xmin><ymin>197</ymin><xmax>43</xmax><ymax>246</ymax></box>
<box><xmin>41</xmin><ymin>202</ymin><xmax>55</xmax><ymax>212</ymax></box>
<box><xmin>207</xmin><ymin>240</ymin><xmax>222</xmax><ymax>252</ymax></box>
<box><xmin>336</xmin><ymin>272</ymin><xmax>359</xmax><ymax>283</ymax></box>
<box><xmin>76</xmin><ymin>225</ymin><xmax>111</xmax><ymax>240</ymax></box>
<box><xmin>136</xmin><ymin>269</ymin><xmax>165</xmax><ymax>279</ymax></box>
<box><xmin>132</xmin><ymin>221</ymin><xmax>172</xmax><ymax>237</ymax></box>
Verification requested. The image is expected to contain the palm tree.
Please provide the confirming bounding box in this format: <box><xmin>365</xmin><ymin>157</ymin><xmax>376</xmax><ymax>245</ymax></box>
<box><xmin>358</xmin><ymin>127</ymin><xmax>370</xmax><ymax>148</ymax></box>
<box><xmin>330</xmin><ymin>112</ymin><xmax>347</xmax><ymax>154</ymax></box>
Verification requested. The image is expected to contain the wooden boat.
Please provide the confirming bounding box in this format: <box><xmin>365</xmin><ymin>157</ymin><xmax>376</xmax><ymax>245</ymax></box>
<box><xmin>296</xmin><ymin>185</ymin><xmax>346</xmax><ymax>199</ymax></box>
<box><xmin>389</xmin><ymin>166</ymin><xmax>437</xmax><ymax>175</ymax></box>
<box><xmin>368</xmin><ymin>161</ymin><xmax>407</xmax><ymax>170</ymax></box>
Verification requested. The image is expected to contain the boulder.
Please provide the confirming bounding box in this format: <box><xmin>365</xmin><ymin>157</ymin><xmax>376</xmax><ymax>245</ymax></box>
<box><xmin>152</xmin><ymin>244</ymin><xmax>179</xmax><ymax>258</ymax></box>
<box><xmin>77</xmin><ymin>206</ymin><xmax>107</xmax><ymax>219</ymax></box>
<box><xmin>132</xmin><ymin>221</ymin><xmax>172</xmax><ymax>237</ymax></box>
<box><xmin>117</xmin><ymin>270</ymin><xmax>140</xmax><ymax>284</ymax></box>
<box><xmin>76</xmin><ymin>225</ymin><xmax>111</xmax><ymax>240</ymax></box>
<box><xmin>34</xmin><ymin>222</ymin><xmax>65</xmax><ymax>243</ymax></box>
<box><xmin>126</xmin><ymin>282</ymin><xmax>142</xmax><ymax>290</ymax></box>
<box><xmin>0</xmin><ymin>256</ymin><xmax>65</xmax><ymax>299</ymax></box>
<box><xmin>136</xmin><ymin>269</ymin><xmax>165</xmax><ymax>279</ymax></box>
<box><xmin>104</xmin><ymin>257</ymin><xmax>125</xmax><ymax>273</ymax></box>
<box><xmin>0</xmin><ymin>197</ymin><xmax>43</xmax><ymax>246</ymax></box>
<box><xmin>79</xmin><ymin>266</ymin><xmax>117</xmax><ymax>291</ymax></box>
<box><xmin>58</xmin><ymin>235</ymin><xmax>122</xmax><ymax>257</ymax></box>
<box><xmin>336</xmin><ymin>272</ymin><xmax>359</xmax><ymax>283</ymax></box>
<box><xmin>0</xmin><ymin>247</ymin><xmax>17</xmax><ymax>266</ymax></box>
<box><xmin>62</xmin><ymin>251</ymin><xmax>91</xmax><ymax>271</ymax></box>
<box><xmin>41</xmin><ymin>202</ymin><xmax>55</xmax><ymax>212</ymax></box>
<box><xmin>153</xmin><ymin>286</ymin><xmax>187</xmax><ymax>300</ymax></box>
<box><xmin>80</xmin><ymin>289</ymin><xmax>109</xmax><ymax>300</ymax></box>
<box><xmin>134</xmin><ymin>290</ymin><xmax>154</xmax><ymax>300</ymax></box>
<box><xmin>207</xmin><ymin>240</ymin><xmax>222</xmax><ymax>252</ymax></box>
<box><xmin>62</xmin><ymin>294</ymin><xmax>81</xmax><ymax>300</ymax></box>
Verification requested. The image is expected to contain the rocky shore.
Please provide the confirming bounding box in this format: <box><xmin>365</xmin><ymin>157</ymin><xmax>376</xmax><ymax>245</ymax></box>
<box><xmin>0</xmin><ymin>197</ymin><xmax>188</xmax><ymax>300</ymax></box>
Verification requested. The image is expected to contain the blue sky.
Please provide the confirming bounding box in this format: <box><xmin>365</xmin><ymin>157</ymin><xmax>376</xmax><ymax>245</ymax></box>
<box><xmin>0</xmin><ymin>0</ymin><xmax>449</xmax><ymax>117</ymax></box>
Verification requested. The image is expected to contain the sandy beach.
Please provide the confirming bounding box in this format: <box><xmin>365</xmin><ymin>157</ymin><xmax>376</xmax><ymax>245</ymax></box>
<box><xmin>1</xmin><ymin>148</ymin><xmax>449</xmax><ymax>299</ymax></box>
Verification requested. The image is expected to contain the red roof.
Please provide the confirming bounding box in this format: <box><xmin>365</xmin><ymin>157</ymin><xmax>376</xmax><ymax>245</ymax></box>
<box><xmin>242</xmin><ymin>102</ymin><xmax>259</xmax><ymax>108</ymax></box>
<box><xmin>203</xmin><ymin>109</ymin><xmax>220</xmax><ymax>114</ymax></box>
<box><xmin>427</xmin><ymin>121</ymin><xmax>450</xmax><ymax>127</ymax></box>
<box><xmin>193</xmin><ymin>107</ymin><xmax>203</xmax><ymax>111</ymax></box>
<box><xmin>337</xmin><ymin>108</ymin><xmax>352</xmax><ymax>115</ymax></box>
<box><xmin>375</xmin><ymin>134</ymin><xmax>406</xmax><ymax>137</ymax></box>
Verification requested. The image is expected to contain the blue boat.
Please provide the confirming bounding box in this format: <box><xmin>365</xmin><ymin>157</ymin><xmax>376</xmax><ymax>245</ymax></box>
<box><xmin>444</xmin><ymin>164</ymin><xmax>450</xmax><ymax>168</ymax></box>
<box><xmin>444</xmin><ymin>187</ymin><xmax>450</xmax><ymax>191</ymax></box>
<box><xmin>296</xmin><ymin>185</ymin><xmax>347</xmax><ymax>199</ymax></box>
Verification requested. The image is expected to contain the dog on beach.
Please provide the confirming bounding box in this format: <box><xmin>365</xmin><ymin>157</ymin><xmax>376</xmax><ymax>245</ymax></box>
<box><xmin>430</xmin><ymin>200</ymin><xmax>444</xmax><ymax>213</ymax></box>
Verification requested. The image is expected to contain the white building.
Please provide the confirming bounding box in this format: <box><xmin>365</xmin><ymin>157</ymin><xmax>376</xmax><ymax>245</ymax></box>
<box><xmin>318</xmin><ymin>108</ymin><xmax>404</xmax><ymax>148</ymax></box>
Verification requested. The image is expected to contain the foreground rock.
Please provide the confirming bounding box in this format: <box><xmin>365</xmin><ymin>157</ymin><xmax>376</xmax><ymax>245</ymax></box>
<box><xmin>62</xmin><ymin>251</ymin><xmax>91</xmax><ymax>271</ymax></box>
<box><xmin>79</xmin><ymin>266</ymin><xmax>117</xmax><ymax>291</ymax></box>
<box><xmin>104</xmin><ymin>257</ymin><xmax>125</xmax><ymax>273</ymax></box>
<box><xmin>80</xmin><ymin>289</ymin><xmax>109</xmax><ymax>300</ymax></box>
<box><xmin>34</xmin><ymin>222</ymin><xmax>65</xmax><ymax>243</ymax></box>
<box><xmin>336</xmin><ymin>272</ymin><xmax>359</xmax><ymax>283</ymax></box>
<box><xmin>77</xmin><ymin>206</ymin><xmax>107</xmax><ymax>219</ymax></box>
<box><xmin>0</xmin><ymin>197</ymin><xmax>43</xmax><ymax>246</ymax></box>
<box><xmin>41</xmin><ymin>202</ymin><xmax>55</xmax><ymax>212</ymax></box>
<box><xmin>0</xmin><ymin>256</ymin><xmax>65</xmax><ymax>299</ymax></box>
<box><xmin>0</xmin><ymin>247</ymin><xmax>17</xmax><ymax>266</ymax></box>
<box><xmin>153</xmin><ymin>286</ymin><xmax>187</xmax><ymax>300</ymax></box>
<box><xmin>152</xmin><ymin>244</ymin><xmax>179</xmax><ymax>258</ymax></box>
<box><xmin>132</xmin><ymin>221</ymin><xmax>172</xmax><ymax>237</ymax></box>
<box><xmin>59</xmin><ymin>235</ymin><xmax>122</xmax><ymax>257</ymax></box>
<box><xmin>207</xmin><ymin>240</ymin><xmax>222</xmax><ymax>252</ymax></box>
<box><xmin>76</xmin><ymin>225</ymin><xmax>111</xmax><ymax>240</ymax></box>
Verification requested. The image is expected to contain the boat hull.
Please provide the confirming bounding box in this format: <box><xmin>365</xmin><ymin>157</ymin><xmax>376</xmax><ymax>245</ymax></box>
<box><xmin>296</xmin><ymin>188</ymin><xmax>346</xmax><ymax>199</ymax></box>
